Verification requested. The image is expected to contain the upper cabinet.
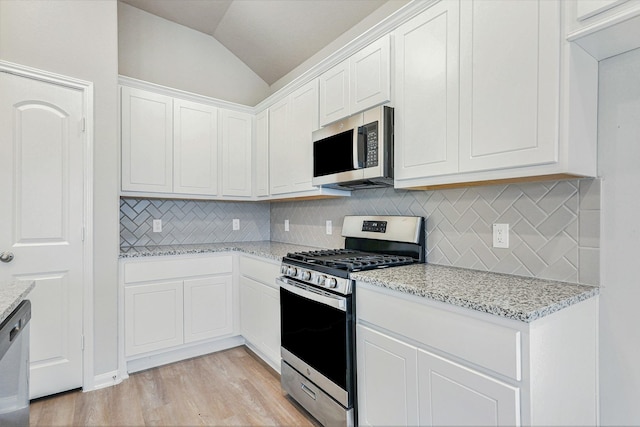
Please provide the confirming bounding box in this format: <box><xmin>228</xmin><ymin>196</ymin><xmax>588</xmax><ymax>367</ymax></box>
<box><xmin>319</xmin><ymin>35</ymin><xmax>391</xmax><ymax>127</ymax></box>
<box><xmin>173</xmin><ymin>98</ymin><xmax>219</xmax><ymax>196</ymax></box>
<box><xmin>394</xmin><ymin>0</ymin><xmax>598</xmax><ymax>189</ymax></box>
<box><xmin>254</xmin><ymin>109</ymin><xmax>270</xmax><ymax>197</ymax></box>
<box><xmin>458</xmin><ymin>0</ymin><xmax>559</xmax><ymax>172</ymax></box>
<box><xmin>566</xmin><ymin>0</ymin><xmax>640</xmax><ymax>60</ymax></box>
<box><xmin>121</xmin><ymin>87</ymin><xmax>174</xmax><ymax>193</ymax></box>
<box><xmin>394</xmin><ymin>0</ymin><xmax>460</xmax><ymax>180</ymax></box>
<box><xmin>220</xmin><ymin>109</ymin><xmax>252</xmax><ymax>197</ymax></box>
<box><xmin>121</xmin><ymin>82</ymin><xmax>254</xmax><ymax>199</ymax></box>
<box><xmin>269</xmin><ymin>80</ymin><xmax>319</xmax><ymax>195</ymax></box>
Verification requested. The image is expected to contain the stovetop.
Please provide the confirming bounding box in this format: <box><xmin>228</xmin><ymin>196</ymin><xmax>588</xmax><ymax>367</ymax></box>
<box><xmin>285</xmin><ymin>249</ymin><xmax>417</xmax><ymax>272</ymax></box>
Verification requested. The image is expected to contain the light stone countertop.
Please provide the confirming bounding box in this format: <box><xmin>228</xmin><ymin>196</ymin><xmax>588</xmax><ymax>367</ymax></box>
<box><xmin>119</xmin><ymin>241</ymin><xmax>321</xmax><ymax>262</ymax></box>
<box><xmin>119</xmin><ymin>242</ymin><xmax>599</xmax><ymax>323</ymax></box>
<box><xmin>351</xmin><ymin>263</ymin><xmax>599</xmax><ymax>322</ymax></box>
<box><xmin>0</xmin><ymin>280</ymin><xmax>36</xmax><ymax>325</ymax></box>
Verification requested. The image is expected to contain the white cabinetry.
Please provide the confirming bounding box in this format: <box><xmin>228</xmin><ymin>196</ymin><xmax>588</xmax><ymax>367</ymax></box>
<box><xmin>459</xmin><ymin>0</ymin><xmax>558</xmax><ymax>173</ymax></box>
<box><xmin>173</xmin><ymin>98</ymin><xmax>219</xmax><ymax>195</ymax></box>
<box><xmin>394</xmin><ymin>1</ymin><xmax>460</xmax><ymax>180</ymax></box>
<box><xmin>356</xmin><ymin>283</ymin><xmax>598</xmax><ymax>426</ymax></box>
<box><xmin>121</xmin><ymin>86</ymin><xmax>173</xmax><ymax>193</ymax></box>
<box><xmin>239</xmin><ymin>255</ymin><xmax>281</xmax><ymax>371</ymax></box>
<box><xmin>121</xmin><ymin>254</ymin><xmax>237</xmax><ymax>371</ymax></box>
<box><xmin>319</xmin><ymin>35</ymin><xmax>391</xmax><ymax>126</ymax></box>
<box><xmin>220</xmin><ymin>109</ymin><xmax>252</xmax><ymax>197</ymax></box>
<box><xmin>394</xmin><ymin>0</ymin><xmax>598</xmax><ymax>189</ymax></box>
<box><xmin>269</xmin><ymin>80</ymin><xmax>319</xmax><ymax>195</ymax></box>
<box><xmin>566</xmin><ymin>0</ymin><xmax>640</xmax><ymax>60</ymax></box>
<box><xmin>254</xmin><ymin>109</ymin><xmax>269</xmax><ymax>197</ymax></box>
<box><xmin>120</xmin><ymin>80</ymin><xmax>254</xmax><ymax>199</ymax></box>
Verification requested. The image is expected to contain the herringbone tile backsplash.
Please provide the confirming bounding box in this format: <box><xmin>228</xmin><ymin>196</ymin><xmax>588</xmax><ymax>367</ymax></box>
<box><xmin>270</xmin><ymin>179</ymin><xmax>600</xmax><ymax>285</ymax></box>
<box><xmin>119</xmin><ymin>179</ymin><xmax>600</xmax><ymax>285</ymax></box>
<box><xmin>120</xmin><ymin>198</ymin><xmax>270</xmax><ymax>247</ymax></box>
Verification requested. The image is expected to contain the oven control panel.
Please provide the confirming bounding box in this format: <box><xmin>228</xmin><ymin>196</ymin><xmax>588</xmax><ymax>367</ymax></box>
<box><xmin>280</xmin><ymin>263</ymin><xmax>352</xmax><ymax>295</ymax></box>
<box><xmin>361</xmin><ymin>220</ymin><xmax>387</xmax><ymax>233</ymax></box>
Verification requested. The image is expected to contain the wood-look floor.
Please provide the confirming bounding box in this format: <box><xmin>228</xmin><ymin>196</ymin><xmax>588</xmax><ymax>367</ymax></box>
<box><xmin>30</xmin><ymin>346</ymin><xmax>320</xmax><ymax>426</ymax></box>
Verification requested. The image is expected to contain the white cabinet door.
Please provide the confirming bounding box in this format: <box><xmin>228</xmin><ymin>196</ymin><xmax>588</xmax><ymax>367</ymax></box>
<box><xmin>394</xmin><ymin>1</ymin><xmax>460</xmax><ymax>181</ymax></box>
<box><xmin>121</xmin><ymin>86</ymin><xmax>173</xmax><ymax>192</ymax></box>
<box><xmin>418</xmin><ymin>349</ymin><xmax>520</xmax><ymax>426</ymax></box>
<box><xmin>255</xmin><ymin>109</ymin><xmax>269</xmax><ymax>196</ymax></box>
<box><xmin>319</xmin><ymin>59</ymin><xmax>350</xmax><ymax>126</ymax></box>
<box><xmin>289</xmin><ymin>80</ymin><xmax>319</xmax><ymax>193</ymax></box>
<box><xmin>220</xmin><ymin>109</ymin><xmax>252</xmax><ymax>197</ymax></box>
<box><xmin>357</xmin><ymin>325</ymin><xmax>419</xmax><ymax>426</ymax></box>
<box><xmin>268</xmin><ymin>97</ymin><xmax>291</xmax><ymax>195</ymax></box>
<box><xmin>239</xmin><ymin>276</ymin><xmax>281</xmax><ymax>365</ymax></box>
<box><xmin>173</xmin><ymin>99</ymin><xmax>218</xmax><ymax>195</ymax></box>
<box><xmin>125</xmin><ymin>281</ymin><xmax>184</xmax><ymax>356</ymax></box>
<box><xmin>350</xmin><ymin>35</ymin><xmax>391</xmax><ymax>115</ymax></box>
<box><xmin>184</xmin><ymin>275</ymin><xmax>233</xmax><ymax>343</ymax></box>
<box><xmin>459</xmin><ymin>0</ymin><xmax>559</xmax><ymax>172</ymax></box>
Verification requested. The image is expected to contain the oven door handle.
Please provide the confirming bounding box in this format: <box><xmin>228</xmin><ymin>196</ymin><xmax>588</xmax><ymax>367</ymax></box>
<box><xmin>277</xmin><ymin>277</ymin><xmax>347</xmax><ymax>312</ymax></box>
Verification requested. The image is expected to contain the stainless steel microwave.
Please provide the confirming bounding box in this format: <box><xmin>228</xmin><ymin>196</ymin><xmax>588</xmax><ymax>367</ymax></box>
<box><xmin>312</xmin><ymin>105</ymin><xmax>393</xmax><ymax>190</ymax></box>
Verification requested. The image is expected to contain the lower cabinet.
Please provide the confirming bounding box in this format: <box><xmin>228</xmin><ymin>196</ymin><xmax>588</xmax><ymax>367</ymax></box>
<box><xmin>239</xmin><ymin>255</ymin><xmax>281</xmax><ymax>370</ymax></box>
<box><xmin>122</xmin><ymin>254</ymin><xmax>235</xmax><ymax>361</ymax></box>
<box><xmin>356</xmin><ymin>283</ymin><xmax>598</xmax><ymax>426</ymax></box>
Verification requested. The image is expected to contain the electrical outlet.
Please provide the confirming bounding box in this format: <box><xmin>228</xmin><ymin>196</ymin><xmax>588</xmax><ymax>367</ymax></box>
<box><xmin>152</xmin><ymin>219</ymin><xmax>162</xmax><ymax>233</ymax></box>
<box><xmin>326</xmin><ymin>220</ymin><xmax>332</xmax><ymax>235</ymax></box>
<box><xmin>493</xmin><ymin>223</ymin><xmax>509</xmax><ymax>248</ymax></box>
<box><xmin>232</xmin><ymin>219</ymin><xmax>240</xmax><ymax>231</ymax></box>
<box><xmin>284</xmin><ymin>219</ymin><xmax>290</xmax><ymax>232</ymax></box>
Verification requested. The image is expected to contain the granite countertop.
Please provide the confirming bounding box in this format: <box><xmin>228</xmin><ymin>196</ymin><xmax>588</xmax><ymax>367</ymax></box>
<box><xmin>119</xmin><ymin>241</ymin><xmax>321</xmax><ymax>262</ymax></box>
<box><xmin>120</xmin><ymin>242</ymin><xmax>599</xmax><ymax>323</ymax></box>
<box><xmin>351</xmin><ymin>263</ymin><xmax>599</xmax><ymax>323</ymax></box>
<box><xmin>0</xmin><ymin>280</ymin><xmax>36</xmax><ymax>325</ymax></box>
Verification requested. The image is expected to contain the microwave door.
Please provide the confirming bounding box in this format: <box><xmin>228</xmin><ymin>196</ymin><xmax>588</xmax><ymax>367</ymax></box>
<box><xmin>355</xmin><ymin>126</ymin><xmax>365</xmax><ymax>169</ymax></box>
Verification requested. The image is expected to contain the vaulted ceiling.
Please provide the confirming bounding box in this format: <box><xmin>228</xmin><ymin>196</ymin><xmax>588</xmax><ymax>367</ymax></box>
<box><xmin>119</xmin><ymin>0</ymin><xmax>391</xmax><ymax>85</ymax></box>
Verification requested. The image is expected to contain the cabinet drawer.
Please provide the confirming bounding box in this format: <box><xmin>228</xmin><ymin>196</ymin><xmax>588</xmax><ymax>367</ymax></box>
<box><xmin>240</xmin><ymin>255</ymin><xmax>281</xmax><ymax>287</ymax></box>
<box><xmin>357</xmin><ymin>286</ymin><xmax>521</xmax><ymax>381</ymax></box>
<box><xmin>124</xmin><ymin>255</ymin><xmax>232</xmax><ymax>284</ymax></box>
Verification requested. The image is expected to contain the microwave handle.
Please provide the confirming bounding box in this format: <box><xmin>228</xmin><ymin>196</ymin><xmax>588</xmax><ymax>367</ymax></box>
<box><xmin>355</xmin><ymin>125</ymin><xmax>366</xmax><ymax>169</ymax></box>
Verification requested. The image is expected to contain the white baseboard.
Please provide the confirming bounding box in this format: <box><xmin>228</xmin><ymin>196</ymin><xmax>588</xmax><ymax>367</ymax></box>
<box><xmin>244</xmin><ymin>342</ymin><xmax>282</xmax><ymax>374</ymax></box>
<box><xmin>126</xmin><ymin>335</ymin><xmax>245</xmax><ymax>373</ymax></box>
<box><xmin>90</xmin><ymin>370</ymin><xmax>124</xmax><ymax>391</ymax></box>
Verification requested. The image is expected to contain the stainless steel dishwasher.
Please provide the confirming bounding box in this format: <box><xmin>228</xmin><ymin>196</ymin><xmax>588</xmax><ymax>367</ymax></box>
<box><xmin>0</xmin><ymin>300</ymin><xmax>31</xmax><ymax>426</ymax></box>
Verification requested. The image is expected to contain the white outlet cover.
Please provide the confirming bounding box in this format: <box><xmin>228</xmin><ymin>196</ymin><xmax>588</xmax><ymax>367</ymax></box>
<box><xmin>284</xmin><ymin>219</ymin><xmax>290</xmax><ymax>232</ymax></box>
<box><xmin>152</xmin><ymin>219</ymin><xmax>162</xmax><ymax>233</ymax></box>
<box><xmin>493</xmin><ymin>223</ymin><xmax>509</xmax><ymax>248</ymax></box>
<box><xmin>326</xmin><ymin>220</ymin><xmax>332</xmax><ymax>235</ymax></box>
<box><xmin>233</xmin><ymin>219</ymin><xmax>240</xmax><ymax>231</ymax></box>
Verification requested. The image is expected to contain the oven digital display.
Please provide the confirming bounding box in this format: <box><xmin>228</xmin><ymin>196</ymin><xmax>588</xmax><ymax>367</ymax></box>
<box><xmin>362</xmin><ymin>220</ymin><xmax>387</xmax><ymax>233</ymax></box>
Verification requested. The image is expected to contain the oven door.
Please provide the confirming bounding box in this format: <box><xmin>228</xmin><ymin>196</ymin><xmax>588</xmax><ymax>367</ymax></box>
<box><xmin>278</xmin><ymin>277</ymin><xmax>354</xmax><ymax>408</ymax></box>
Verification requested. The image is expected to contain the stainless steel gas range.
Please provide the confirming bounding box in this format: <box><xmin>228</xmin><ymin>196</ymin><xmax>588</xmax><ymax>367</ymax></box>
<box><xmin>277</xmin><ymin>215</ymin><xmax>426</xmax><ymax>426</ymax></box>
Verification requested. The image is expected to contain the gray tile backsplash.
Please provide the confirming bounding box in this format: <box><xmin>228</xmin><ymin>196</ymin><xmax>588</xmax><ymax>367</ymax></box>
<box><xmin>119</xmin><ymin>178</ymin><xmax>600</xmax><ymax>285</ymax></box>
<box><xmin>270</xmin><ymin>179</ymin><xmax>601</xmax><ymax>285</ymax></box>
<box><xmin>120</xmin><ymin>198</ymin><xmax>270</xmax><ymax>247</ymax></box>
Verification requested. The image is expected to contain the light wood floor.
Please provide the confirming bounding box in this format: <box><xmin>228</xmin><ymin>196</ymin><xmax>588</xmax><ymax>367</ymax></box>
<box><xmin>30</xmin><ymin>346</ymin><xmax>320</xmax><ymax>426</ymax></box>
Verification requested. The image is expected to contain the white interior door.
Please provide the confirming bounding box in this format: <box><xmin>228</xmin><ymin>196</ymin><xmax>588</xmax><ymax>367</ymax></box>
<box><xmin>0</xmin><ymin>71</ymin><xmax>85</xmax><ymax>399</ymax></box>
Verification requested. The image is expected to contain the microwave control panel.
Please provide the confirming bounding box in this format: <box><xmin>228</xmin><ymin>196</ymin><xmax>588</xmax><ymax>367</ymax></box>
<box><xmin>363</xmin><ymin>122</ymin><xmax>378</xmax><ymax>167</ymax></box>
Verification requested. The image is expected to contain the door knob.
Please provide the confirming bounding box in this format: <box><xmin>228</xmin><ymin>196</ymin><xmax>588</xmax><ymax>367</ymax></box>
<box><xmin>0</xmin><ymin>252</ymin><xmax>14</xmax><ymax>263</ymax></box>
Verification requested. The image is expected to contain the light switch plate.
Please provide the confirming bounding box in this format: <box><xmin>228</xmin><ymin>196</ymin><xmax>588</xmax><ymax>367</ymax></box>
<box><xmin>233</xmin><ymin>219</ymin><xmax>240</xmax><ymax>231</ymax></box>
<box><xmin>152</xmin><ymin>219</ymin><xmax>162</xmax><ymax>233</ymax></box>
<box><xmin>493</xmin><ymin>223</ymin><xmax>509</xmax><ymax>248</ymax></box>
<box><xmin>285</xmin><ymin>219</ymin><xmax>290</xmax><ymax>232</ymax></box>
<box><xmin>326</xmin><ymin>220</ymin><xmax>332</xmax><ymax>235</ymax></box>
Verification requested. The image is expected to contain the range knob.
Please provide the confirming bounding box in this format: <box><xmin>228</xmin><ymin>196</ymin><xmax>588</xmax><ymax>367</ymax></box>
<box><xmin>280</xmin><ymin>265</ymin><xmax>288</xmax><ymax>274</ymax></box>
<box><xmin>318</xmin><ymin>275</ymin><xmax>327</xmax><ymax>286</ymax></box>
<box><xmin>287</xmin><ymin>267</ymin><xmax>298</xmax><ymax>276</ymax></box>
<box><xmin>327</xmin><ymin>277</ymin><xmax>337</xmax><ymax>288</ymax></box>
<box><xmin>301</xmin><ymin>270</ymin><xmax>311</xmax><ymax>281</ymax></box>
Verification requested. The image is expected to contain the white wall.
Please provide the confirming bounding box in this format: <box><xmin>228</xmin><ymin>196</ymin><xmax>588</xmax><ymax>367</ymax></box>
<box><xmin>118</xmin><ymin>2</ymin><xmax>269</xmax><ymax>106</ymax></box>
<box><xmin>0</xmin><ymin>0</ymin><xmax>120</xmax><ymax>377</ymax></box>
<box><xmin>598</xmin><ymin>47</ymin><xmax>640</xmax><ymax>425</ymax></box>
